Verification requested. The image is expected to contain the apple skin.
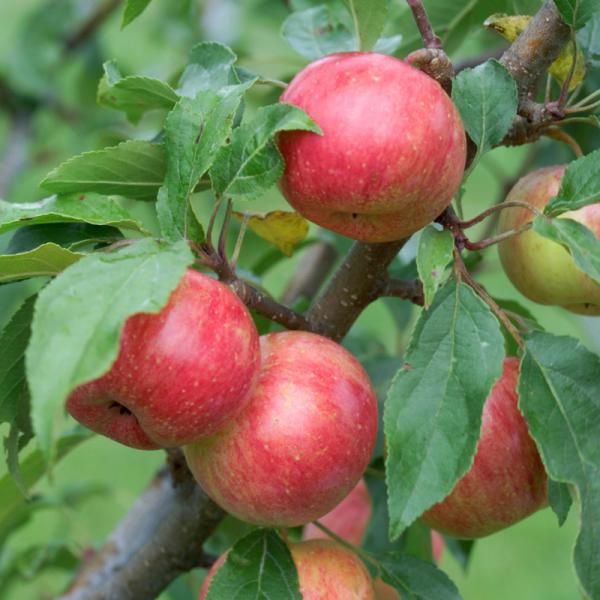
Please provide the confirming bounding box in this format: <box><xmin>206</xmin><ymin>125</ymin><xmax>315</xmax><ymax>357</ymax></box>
<box><xmin>184</xmin><ymin>331</ymin><xmax>378</xmax><ymax>527</ymax></box>
<box><xmin>422</xmin><ymin>358</ymin><xmax>548</xmax><ymax>539</ymax></box>
<box><xmin>66</xmin><ymin>269</ymin><xmax>260</xmax><ymax>450</ymax></box>
<box><xmin>199</xmin><ymin>539</ymin><xmax>375</xmax><ymax>600</ymax></box>
<box><xmin>302</xmin><ymin>479</ymin><xmax>444</xmax><ymax>600</ymax></box>
<box><xmin>498</xmin><ymin>165</ymin><xmax>600</xmax><ymax>315</ymax></box>
<box><xmin>278</xmin><ymin>52</ymin><xmax>467</xmax><ymax>243</ymax></box>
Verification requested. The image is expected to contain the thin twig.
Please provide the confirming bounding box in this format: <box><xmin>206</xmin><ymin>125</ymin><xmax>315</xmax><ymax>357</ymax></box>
<box><xmin>406</xmin><ymin>0</ymin><xmax>442</xmax><ymax>49</ymax></box>
<box><xmin>543</xmin><ymin>127</ymin><xmax>583</xmax><ymax>158</ymax></box>
<box><xmin>463</xmin><ymin>223</ymin><xmax>533</xmax><ymax>251</ymax></box>
<box><xmin>458</xmin><ymin>200</ymin><xmax>543</xmax><ymax>229</ymax></box>
<box><xmin>64</xmin><ymin>0</ymin><xmax>122</xmax><ymax>52</ymax></box>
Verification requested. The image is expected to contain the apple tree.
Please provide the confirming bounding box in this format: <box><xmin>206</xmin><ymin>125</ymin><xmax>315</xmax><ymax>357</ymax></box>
<box><xmin>0</xmin><ymin>0</ymin><xmax>599</xmax><ymax>598</ymax></box>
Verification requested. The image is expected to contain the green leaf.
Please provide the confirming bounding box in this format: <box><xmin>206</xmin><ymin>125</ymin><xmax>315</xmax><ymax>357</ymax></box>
<box><xmin>97</xmin><ymin>61</ymin><xmax>179</xmax><ymax>123</ymax></box>
<box><xmin>545</xmin><ymin>150</ymin><xmax>600</xmax><ymax>215</ymax></box>
<box><xmin>533</xmin><ymin>216</ymin><xmax>600</xmax><ymax>285</ymax></box>
<box><xmin>40</xmin><ymin>140</ymin><xmax>166</xmax><ymax>201</ymax></box>
<box><xmin>205</xmin><ymin>529</ymin><xmax>302</xmax><ymax>599</ymax></box>
<box><xmin>452</xmin><ymin>60</ymin><xmax>518</xmax><ymax>163</ymax></box>
<box><xmin>178</xmin><ymin>42</ymin><xmax>240</xmax><ymax>98</ymax></box>
<box><xmin>281</xmin><ymin>6</ymin><xmax>356</xmax><ymax>60</ymax></box>
<box><xmin>416</xmin><ymin>226</ymin><xmax>454</xmax><ymax>309</ymax></box>
<box><xmin>554</xmin><ymin>0</ymin><xmax>600</xmax><ymax>29</ymax></box>
<box><xmin>0</xmin><ymin>296</ymin><xmax>35</xmax><ymax>487</ymax></box>
<box><xmin>578</xmin><ymin>12</ymin><xmax>600</xmax><ymax>66</ymax></box>
<box><xmin>519</xmin><ymin>332</ymin><xmax>600</xmax><ymax>599</ymax></box>
<box><xmin>157</xmin><ymin>83</ymin><xmax>253</xmax><ymax>241</ymax></box>
<box><xmin>344</xmin><ymin>0</ymin><xmax>387</xmax><ymax>51</ymax></box>
<box><xmin>122</xmin><ymin>0</ymin><xmax>154</xmax><ymax>28</ymax></box>
<box><xmin>548</xmin><ymin>480</ymin><xmax>573</xmax><ymax>527</ymax></box>
<box><xmin>384</xmin><ymin>278</ymin><xmax>504</xmax><ymax>539</ymax></box>
<box><xmin>0</xmin><ymin>244</ymin><xmax>83</xmax><ymax>283</ymax></box>
<box><xmin>0</xmin><ymin>194</ymin><xmax>148</xmax><ymax>236</ymax></box>
<box><xmin>210</xmin><ymin>104</ymin><xmax>321</xmax><ymax>198</ymax></box>
<box><xmin>0</xmin><ymin>429</ymin><xmax>90</xmax><ymax>525</ymax></box>
<box><xmin>378</xmin><ymin>553</ymin><xmax>462</xmax><ymax>600</ymax></box>
<box><xmin>25</xmin><ymin>239</ymin><xmax>194</xmax><ymax>461</ymax></box>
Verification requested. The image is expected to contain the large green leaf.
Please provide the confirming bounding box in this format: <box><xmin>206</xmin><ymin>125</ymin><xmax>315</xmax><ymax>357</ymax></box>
<box><xmin>378</xmin><ymin>553</ymin><xmax>462</xmax><ymax>600</ymax></box>
<box><xmin>545</xmin><ymin>150</ymin><xmax>600</xmax><ymax>215</ymax></box>
<box><xmin>452</xmin><ymin>60</ymin><xmax>518</xmax><ymax>165</ymax></box>
<box><xmin>554</xmin><ymin>0</ymin><xmax>600</xmax><ymax>29</ymax></box>
<box><xmin>416</xmin><ymin>226</ymin><xmax>454</xmax><ymax>309</ymax></box>
<box><xmin>25</xmin><ymin>239</ymin><xmax>194</xmax><ymax>461</ymax></box>
<box><xmin>0</xmin><ymin>244</ymin><xmax>83</xmax><ymax>283</ymax></box>
<box><xmin>205</xmin><ymin>529</ymin><xmax>302</xmax><ymax>599</ymax></box>
<box><xmin>519</xmin><ymin>332</ymin><xmax>600</xmax><ymax>599</ymax></box>
<box><xmin>122</xmin><ymin>0</ymin><xmax>154</xmax><ymax>28</ymax></box>
<box><xmin>178</xmin><ymin>42</ymin><xmax>240</xmax><ymax>98</ymax></box>
<box><xmin>97</xmin><ymin>61</ymin><xmax>179</xmax><ymax>123</ymax></box>
<box><xmin>40</xmin><ymin>141</ymin><xmax>166</xmax><ymax>201</ymax></box>
<box><xmin>0</xmin><ymin>195</ymin><xmax>148</xmax><ymax>236</ymax></box>
<box><xmin>384</xmin><ymin>278</ymin><xmax>504</xmax><ymax>539</ymax></box>
<box><xmin>210</xmin><ymin>104</ymin><xmax>321</xmax><ymax>198</ymax></box>
<box><xmin>533</xmin><ymin>216</ymin><xmax>600</xmax><ymax>285</ymax></box>
<box><xmin>157</xmin><ymin>83</ymin><xmax>253</xmax><ymax>241</ymax></box>
<box><xmin>344</xmin><ymin>0</ymin><xmax>387</xmax><ymax>51</ymax></box>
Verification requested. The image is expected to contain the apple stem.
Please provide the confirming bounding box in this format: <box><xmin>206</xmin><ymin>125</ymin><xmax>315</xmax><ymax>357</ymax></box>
<box><xmin>406</xmin><ymin>0</ymin><xmax>443</xmax><ymax>50</ymax></box>
<box><xmin>218</xmin><ymin>198</ymin><xmax>233</xmax><ymax>259</ymax></box>
<box><xmin>464</xmin><ymin>223</ymin><xmax>533</xmax><ymax>251</ymax></box>
<box><xmin>230</xmin><ymin>212</ymin><xmax>250</xmax><ymax>270</ymax></box>
<box><xmin>458</xmin><ymin>201</ymin><xmax>543</xmax><ymax>230</ymax></box>
<box><xmin>543</xmin><ymin>127</ymin><xmax>583</xmax><ymax>158</ymax></box>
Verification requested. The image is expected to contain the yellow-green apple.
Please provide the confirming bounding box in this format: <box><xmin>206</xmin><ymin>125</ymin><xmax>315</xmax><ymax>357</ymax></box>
<box><xmin>498</xmin><ymin>165</ymin><xmax>600</xmax><ymax>315</ymax></box>
<box><xmin>184</xmin><ymin>331</ymin><xmax>378</xmax><ymax>526</ymax></box>
<box><xmin>199</xmin><ymin>539</ymin><xmax>375</xmax><ymax>600</ymax></box>
<box><xmin>66</xmin><ymin>269</ymin><xmax>260</xmax><ymax>450</ymax></box>
<box><xmin>423</xmin><ymin>358</ymin><xmax>548</xmax><ymax>538</ymax></box>
<box><xmin>277</xmin><ymin>52</ymin><xmax>466</xmax><ymax>243</ymax></box>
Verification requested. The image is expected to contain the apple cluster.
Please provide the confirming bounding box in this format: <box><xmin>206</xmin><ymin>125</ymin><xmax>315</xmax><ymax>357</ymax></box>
<box><xmin>67</xmin><ymin>268</ymin><xmax>379</xmax><ymax>528</ymax></box>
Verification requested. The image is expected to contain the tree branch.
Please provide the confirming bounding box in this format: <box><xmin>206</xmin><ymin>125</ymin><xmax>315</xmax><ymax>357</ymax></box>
<box><xmin>381</xmin><ymin>279</ymin><xmax>424</xmax><ymax>306</ymax></box>
<box><xmin>65</xmin><ymin>0</ymin><xmax>122</xmax><ymax>52</ymax></box>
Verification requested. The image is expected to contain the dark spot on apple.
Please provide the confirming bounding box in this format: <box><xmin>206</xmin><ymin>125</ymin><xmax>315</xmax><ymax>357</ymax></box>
<box><xmin>109</xmin><ymin>401</ymin><xmax>133</xmax><ymax>416</ymax></box>
<box><xmin>351</xmin><ymin>213</ymin><xmax>358</xmax><ymax>219</ymax></box>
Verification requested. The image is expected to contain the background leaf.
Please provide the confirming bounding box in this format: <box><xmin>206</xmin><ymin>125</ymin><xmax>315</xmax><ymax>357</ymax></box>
<box><xmin>545</xmin><ymin>150</ymin><xmax>600</xmax><ymax>215</ymax></box>
<box><xmin>416</xmin><ymin>226</ymin><xmax>454</xmax><ymax>309</ymax></box>
<box><xmin>122</xmin><ymin>0</ymin><xmax>154</xmax><ymax>28</ymax></box>
<box><xmin>0</xmin><ymin>244</ymin><xmax>83</xmax><ymax>283</ymax></box>
<box><xmin>25</xmin><ymin>239</ymin><xmax>193</xmax><ymax>461</ymax></box>
<box><xmin>97</xmin><ymin>61</ymin><xmax>179</xmax><ymax>123</ymax></box>
<box><xmin>452</xmin><ymin>60</ymin><xmax>518</xmax><ymax>164</ymax></box>
<box><xmin>519</xmin><ymin>332</ymin><xmax>600</xmax><ymax>599</ymax></box>
<box><xmin>578</xmin><ymin>12</ymin><xmax>600</xmax><ymax>66</ymax></box>
<box><xmin>533</xmin><ymin>216</ymin><xmax>600</xmax><ymax>285</ymax></box>
<box><xmin>344</xmin><ymin>0</ymin><xmax>387</xmax><ymax>51</ymax></box>
<box><xmin>384</xmin><ymin>278</ymin><xmax>504</xmax><ymax>539</ymax></box>
<box><xmin>205</xmin><ymin>529</ymin><xmax>302</xmax><ymax>599</ymax></box>
<box><xmin>0</xmin><ymin>195</ymin><xmax>148</xmax><ymax>236</ymax></box>
<box><xmin>554</xmin><ymin>0</ymin><xmax>600</xmax><ymax>29</ymax></box>
<box><xmin>40</xmin><ymin>141</ymin><xmax>166</xmax><ymax>201</ymax></box>
<box><xmin>210</xmin><ymin>104</ymin><xmax>321</xmax><ymax>198</ymax></box>
<box><xmin>378</xmin><ymin>553</ymin><xmax>462</xmax><ymax>600</ymax></box>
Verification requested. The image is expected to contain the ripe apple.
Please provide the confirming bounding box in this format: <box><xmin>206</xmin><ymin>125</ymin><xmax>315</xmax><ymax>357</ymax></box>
<box><xmin>66</xmin><ymin>269</ymin><xmax>260</xmax><ymax>450</ymax></box>
<box><xmin>199</xmin><ymin>539</ymin><xmax>375</xmax><ymax>600</ymax></box>
<box><xmin>184</xmin><ymin>331</ymin><xmax>378</xmax><ymax>526</ymax></box>
<box><xmin>498</xmin><ymin>165</ymin><xmax>600</xmax><ymax>315</ymax></box>
<box><xmin>422</xmin><ymin>358</ymin><xmax>548</xmax><ymax>538</ymax></box>
<box><xmin>278</xmin><ymin>52</ymin><xmax>466</xmax><ymax>243</ymax></box>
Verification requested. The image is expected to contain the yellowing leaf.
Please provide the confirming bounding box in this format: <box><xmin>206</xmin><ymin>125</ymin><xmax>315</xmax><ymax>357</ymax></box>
<box><xmin>484</xmin><ymin>13</ymin><xmax>586</xmax><ymax>90</ymax></box>
<box><xmin>233</xmin><ymin>210</ymin><xmax>309</xmax><ymax>256</ymax></box>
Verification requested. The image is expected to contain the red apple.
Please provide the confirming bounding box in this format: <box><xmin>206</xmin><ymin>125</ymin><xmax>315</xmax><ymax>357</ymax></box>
<box><xmin>422</xmin><ymin>358</ymin><xmax>548</xmax><ymax>538</ymax></box>
<box><xmin>199</xmin><ymin>539</ymin><xmax>375</xmax><ymax>600</ymax></box>
<box><xmin>184</xmin><ymin>331</ymin><xmax>378</xmax><ymax>526</ymax></box>
<box><xmin>498</xmin><ymin>165</ymin><xmax>600</xmax><ymax>315</ymax></box>
<box><xmin>278</xmin><ymin>52</ymin><xmax>466</xmax><ymax>243</ymax></box>
<box><xmin>303</xmin><ymin>478</ymin><xmax>372</xmax><ymax>546</ymax></box>
<box><xmin>66</xmin><ymin>269</ymin><xmax>260</xmax><ymax>450</ymax></box>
